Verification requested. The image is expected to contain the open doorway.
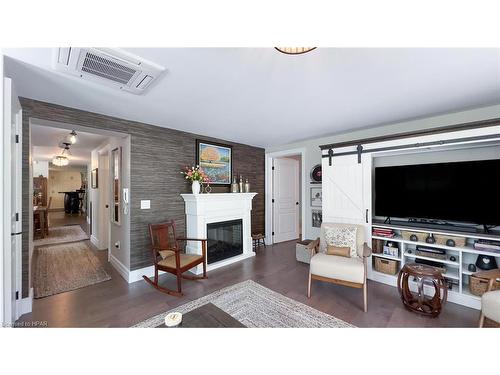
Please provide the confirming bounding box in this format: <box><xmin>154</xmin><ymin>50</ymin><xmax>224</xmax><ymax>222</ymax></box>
<box><xmin>29</xmin><ymin>120</ymin><xmax>128</xmax><ymax>302</ymax></box>
<box><xmin>265</xmin><ymin>149</ymin><xmax>306</xmax><ymax>245</ymax></box>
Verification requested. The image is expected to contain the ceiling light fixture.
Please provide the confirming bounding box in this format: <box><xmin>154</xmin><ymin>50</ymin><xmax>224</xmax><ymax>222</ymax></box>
<box><xmin>52</xmin><ymin>143</ymin><xmax>71</xmax><ymax>167</ymax></box>
<box><xmin>52</xmin><ymin>155</ymin><xmax>69</xmax><ymax>167</ymax></box>
<box><xmin>68</xmin><ymin>130</ymin><xmax>77</xmax><ymax>144</ymax></box>
<box><xmin>275</xmin><ymin>47</ymin><xmax>316</xmax><ymax>55</ymax></box>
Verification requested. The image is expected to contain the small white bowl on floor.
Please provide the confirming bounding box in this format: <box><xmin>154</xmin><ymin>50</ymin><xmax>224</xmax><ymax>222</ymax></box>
<box><xmin>164</xmin><ymin>312</ymin><xmax>183</xmax><ymax>327</ymax></box>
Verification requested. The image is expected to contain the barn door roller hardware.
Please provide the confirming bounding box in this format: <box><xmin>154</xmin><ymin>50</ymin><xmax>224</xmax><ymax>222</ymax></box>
<box><xmin>321</xmin><ymin>133</ymin><xmax>500</xmax><ymax>163</ymax></box>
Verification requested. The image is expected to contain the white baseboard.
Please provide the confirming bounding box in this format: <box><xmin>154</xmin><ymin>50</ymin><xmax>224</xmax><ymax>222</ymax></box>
<box><xmin>128</xmin><ymin>265</ymin><xmax>165</xmax><ymax>284</ymax></box>
<box><xmin>109</xmin><ymin>254</ymin><xmax>130</xmax><ymax>283</ymax></box>
<box><xmin>17</xmin><ymin>287</ymin><xmax>33</xmax><ymax>318</ymax></box>
<box><xmin>90</xmin><ymin>234</ymin><xmax>106</xmax><ymax>250</ymax></box>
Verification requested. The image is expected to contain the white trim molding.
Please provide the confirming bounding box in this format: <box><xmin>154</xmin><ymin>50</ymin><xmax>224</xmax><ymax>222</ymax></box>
<box><xmin>109</xmin><ymin>254</ymin><xmax>130</xmax><ymax>282</ymax></box>
<box><xmin>17</xmin><ymin>287</ymin><xmax>33</xmax><ymax>319</ymax></box>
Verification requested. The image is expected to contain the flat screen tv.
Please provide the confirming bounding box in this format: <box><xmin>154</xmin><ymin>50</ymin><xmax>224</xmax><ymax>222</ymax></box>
<box><xmin>374</xmin><ymin>159</ymin><xmax>500</xmax><ymax>226</ymax></box>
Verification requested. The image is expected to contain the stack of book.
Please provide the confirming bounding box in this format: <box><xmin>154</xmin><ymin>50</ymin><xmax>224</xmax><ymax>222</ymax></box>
<box><xmin>474</xmin><ymin>239</ymin><xmax>500</xmax><ymax>254</ymax></box>
<box><xmin>372</xmin><ymin>228</ymin><xmax>395</xmax><ymax>238</ymax></box>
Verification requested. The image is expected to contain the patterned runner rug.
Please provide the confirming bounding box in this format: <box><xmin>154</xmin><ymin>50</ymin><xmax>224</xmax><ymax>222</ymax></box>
<box><xmin>34</xmin><ymin>225</ymin><xmax>89</xmax><ymax>247</ymax></box>
<box><xmin>33</xmin><ymin>241</ymin><xmax>111</xmax><ymax>298</ymax></box>
<box><xmin>134</xmin><ymin>280</ymin><xmax>354</xmax><ymax>328</ymax></box>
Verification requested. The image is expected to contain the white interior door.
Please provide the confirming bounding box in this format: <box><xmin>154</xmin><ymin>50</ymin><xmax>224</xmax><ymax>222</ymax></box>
<box><xmin>273</xmin><ymin>157</ymin><xmax>300</xmax><ymax>243</ymax></box>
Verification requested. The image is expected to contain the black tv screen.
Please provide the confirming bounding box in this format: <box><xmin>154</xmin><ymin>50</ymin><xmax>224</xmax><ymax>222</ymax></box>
<box><xmin>374</xmin><ymin>159</ymin><xmax>500</xmax><ymax>226</ymax></box>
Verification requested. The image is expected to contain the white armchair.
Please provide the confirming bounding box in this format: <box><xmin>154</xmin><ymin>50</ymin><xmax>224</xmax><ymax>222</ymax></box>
<box><xmin>307</xmin><ymin>222</ymin><xmax>372</xmax><ymax>312</ymax></box>
<box><xmin>477</xmin><ymin>269</ymin><xmax>500</xmax><ymax>328</ymax></box>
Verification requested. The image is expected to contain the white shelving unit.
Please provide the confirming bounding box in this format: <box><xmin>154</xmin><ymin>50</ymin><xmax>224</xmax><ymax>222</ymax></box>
<box><xmin>368</xmin><ymin>223</ymin><xmax>500</xmax><ymax>309</ymax></box>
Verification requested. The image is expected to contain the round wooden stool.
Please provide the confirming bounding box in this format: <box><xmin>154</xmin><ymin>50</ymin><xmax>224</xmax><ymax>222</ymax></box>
<box><xmin>397</xmin><ymin>263</ymin><xmax>448</xmax><ymax>317</ymax></box>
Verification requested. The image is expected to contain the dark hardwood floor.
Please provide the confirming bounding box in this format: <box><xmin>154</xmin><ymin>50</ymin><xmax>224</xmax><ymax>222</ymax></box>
<box><xmin>20</xmin><ymin>212</ymin><xmax>480</xmax><ymax>327</ymax></box>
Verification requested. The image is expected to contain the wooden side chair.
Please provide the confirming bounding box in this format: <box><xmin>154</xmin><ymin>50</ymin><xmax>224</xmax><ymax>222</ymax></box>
<box><xmin>142</xmin><ymin>220</ymin><xmax>207</xmax><ymax>296</ymax></box>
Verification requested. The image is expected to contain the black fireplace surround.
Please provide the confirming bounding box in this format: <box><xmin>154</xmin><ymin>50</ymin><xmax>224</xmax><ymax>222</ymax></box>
<box><xmin>206</xmin><ymin>219</ymin><xmax>243</xmax><ymax>264</ymax></box>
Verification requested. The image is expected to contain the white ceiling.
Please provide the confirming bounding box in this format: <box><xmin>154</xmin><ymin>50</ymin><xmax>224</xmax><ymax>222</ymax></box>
<box><xmin>5</xmin><ymin>48</ymin><xmax>500</xmax><ymax>148</ymax></box>
<box><xmin>31</xmin><ymin>124</ymin><xmax>109</xmax><ymax>166</ymax></box>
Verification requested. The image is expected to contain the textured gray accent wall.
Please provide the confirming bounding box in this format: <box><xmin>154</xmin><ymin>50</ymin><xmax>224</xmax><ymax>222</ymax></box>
<box><xmin>20</xmin><ymin>98</ymin><xmax>265</xmax><ymax>296</ymax></box>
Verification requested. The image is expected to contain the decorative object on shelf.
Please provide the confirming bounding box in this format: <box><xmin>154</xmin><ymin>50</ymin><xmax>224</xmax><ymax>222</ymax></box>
<box><xmin>425</xmin><ymin>233</ymin><xmax>436</xmax><ymax>244</ymax></box>
<box><xmin>244</xmin><ymin>179</ymin><xmax>250</xmax><ymax>193</ymax></box>
<box><xmin>310</xmin><ymin>164</ymin><xmax>322</xmax><ymax>183</ymax></box>
<box><xmin>275</xmin><ymin>47</ymin><xmax>316</xmax><ymax>55</ymax></box>
<box><xmin>196</xmin><ymin>140</ymin><xmax>232</xmax><ymax>185</ymax></box>
<box><xmin>373</xmin><ymin>228</ymin><xmax>395</xmax><ymax>238</ymax></box>
<box><xmin>407</xmin><ymin>249</ymin><xmax>413</xmax><ymax>254</ymax></box>
<box><xmin>449</xmin><ymin>255</ymin><xmax>457</xmax><ymax>262</ymax></box>
<box><xmin>446</xmin><ymin>239</ymin><xmax>456</xmax><ymax>247</ymax></box>
<box><xmin>231</xmin><ymin>176</ymin><xmax>239</xmax><ymax>193</ymax></box>
<box><xmin>475</xmin><ymin>254</ymin><xmax>498</xmax><ymax>271</ymax></box>
<box><xmin>410</xmin><ymin>234</ymin><xmax>418</xmax><ymax>242</ymax></box>
<box><xmin>383</xmin><ymin>243</ymin><xmax>398</xmax><ymax>257</ymax></box>
<box><xmin>397</xmin><ymin>263</ymin><xmax>448</xmax><ymax>317</ymax></box>
<box><xmin>310</xmin><ymin>187</ymin><xmax>322</xmax><ymax>207</ymax></box>
<box><xmin>238</xmin><ymin>175</ymin><xmax>243</xmax><ymax>193</ymax></box>
<box><xmin>164</xmin><ymin>312</ymin><xmax>183</xmax><ymax>327</ymax></box>
<box><xmin>372</xmin><ymin>239</ymin><xmax>383</xmax><ymax>254</ymax></box>
<box><xmin>91</xmin><ymin>168</ymin><xmax>98</xmax><ymax>189</ymax></box>
<box><xmin>474</xmin><ymin>239</ymin><xmax>500</xmax><ymax>252</ymax></box>
<box><xmin>468</xmin><ymin>264</ymin><xmax>477</xmax><ymax>273</ymax></box>
<box><xmin>181</xmin><ymin>165</ymin><xmax>210</xmax><ymax>195</ymax></box>
<box><xmin>204</xmin><ymin>183</ymin><xmax>212</xmax><ymax>194</ymax></box>
<box><xmin>311</xmin><ymin>209</ymin><xmax>322</xmax><ymax>228</ymax></box>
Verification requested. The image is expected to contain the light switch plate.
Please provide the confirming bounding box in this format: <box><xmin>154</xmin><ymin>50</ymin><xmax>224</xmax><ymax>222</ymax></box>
<box><xmin>140</xmin><ymin>200</ymin><xmax>151</xmax><ymax>209</ymax></box>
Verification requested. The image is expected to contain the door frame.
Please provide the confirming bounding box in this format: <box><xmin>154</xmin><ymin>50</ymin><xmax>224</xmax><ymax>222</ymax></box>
<box><xmin>97</xmin><ymin>147</ymin><xmax>111</xmax><ymax>260</ymax></box>
<box><xmin>265</xmin><ymin>148</ymin><xmax>306</xmax><ymax>245</ymax></box>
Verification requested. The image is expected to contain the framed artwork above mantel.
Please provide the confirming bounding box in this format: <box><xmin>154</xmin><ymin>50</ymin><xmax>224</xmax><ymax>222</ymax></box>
<box><xmin>196</xmin><ymin>140</ymin><xmax>232</xmax><ymax>185</ymax></box>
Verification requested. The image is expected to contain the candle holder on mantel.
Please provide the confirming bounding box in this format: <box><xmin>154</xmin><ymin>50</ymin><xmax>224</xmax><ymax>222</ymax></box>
<box><xmin>244</xmin><ymin>179</ymin><xmax>250</xmax><ymax>193</ymax></box>
<box><xmin>231</xmin><ymin>176</ymin><xmax>239</xmax><ymax>193</ymax></box>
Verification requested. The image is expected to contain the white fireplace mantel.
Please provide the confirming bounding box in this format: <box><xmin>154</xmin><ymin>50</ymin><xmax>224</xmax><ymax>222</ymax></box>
<box><xmin>180</xmin><ymin>193</ymin><xmax>257</xmax><ymax>274</ymax></box>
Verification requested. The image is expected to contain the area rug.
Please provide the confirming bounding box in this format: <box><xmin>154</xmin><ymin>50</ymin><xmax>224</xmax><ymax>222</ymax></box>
<box><xmin>34</xmin><ymin>225</ymin><xmax>89</xmax><ymax>247</ymax></box>
<box><xmin>134</xmin><ymin>280</ymin><xmax>354</xmax><ymax>328</ymax></box>
<box><xmin>33</xmin><ymin>241</ymin><xmax>111</xmax><ymax>298</ymax></box>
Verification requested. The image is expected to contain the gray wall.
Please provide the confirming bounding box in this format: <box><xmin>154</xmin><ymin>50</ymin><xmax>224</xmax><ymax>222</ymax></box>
<box><xmin>21</xmin><ymin>98</ymin><xmax>265</xmax><ymax>297</ymax></box>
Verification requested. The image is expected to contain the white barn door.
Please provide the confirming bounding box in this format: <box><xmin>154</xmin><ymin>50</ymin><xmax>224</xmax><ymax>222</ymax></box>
<box><xmin>273</xmin><ymin>157</ymin><xmax>300</xmax><ymax>243</ymax></box>
<box><xmin>322</xmin><ymin>153</ymin><xmax>372</xmax><ymax>238</ymax></box>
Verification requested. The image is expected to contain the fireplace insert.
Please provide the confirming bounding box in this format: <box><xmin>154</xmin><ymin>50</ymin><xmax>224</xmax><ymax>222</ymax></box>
<box><xmin>206</xmin><ymin>219</ymin><xmax>243</xmax><ymax>264</ymax></box>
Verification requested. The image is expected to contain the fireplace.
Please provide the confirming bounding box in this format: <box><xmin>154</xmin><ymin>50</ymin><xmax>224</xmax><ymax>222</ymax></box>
<box><xmin>206</xmin><ymin>219</ymin><xmax>243</xmax><ymax>264</ymax></box>
<box><xmin>181</xmin><ymin>193</ymin><xmax>257</xmax><ymax>274</ymax></box>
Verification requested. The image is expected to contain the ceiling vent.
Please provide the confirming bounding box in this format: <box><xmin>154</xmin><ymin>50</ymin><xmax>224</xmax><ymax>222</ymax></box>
<box><xmin>53</xmin><ymin>48</ymin><xmax>165</xmax><ymax>94</ymax></box>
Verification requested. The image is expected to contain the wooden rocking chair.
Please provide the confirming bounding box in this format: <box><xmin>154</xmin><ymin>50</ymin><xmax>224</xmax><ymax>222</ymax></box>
<box><xmin>142</xmin><ymin>220</ymin><xmax>207</xmax><ymax>296</ymax></box>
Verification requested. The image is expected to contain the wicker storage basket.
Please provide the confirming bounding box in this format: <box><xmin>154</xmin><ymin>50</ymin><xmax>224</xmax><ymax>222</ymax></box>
<box><xmin>402</xmin><ymin>231</ymin><xmax>426</xmax><ymax>242</ymax></box>
<box><xmin>434</xmin><ymin>234</ymin><xmax>466</xmax><ymax>247</ymax></box>
<box><xmin>374</xmin><ymin>258</ymin><xmax>399</xmax><ymax>275</ymax></box>
<box><xmin>469</xmin><ymin>275</ymin><xmax>500</xmax><ymax>296</ymax></box>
